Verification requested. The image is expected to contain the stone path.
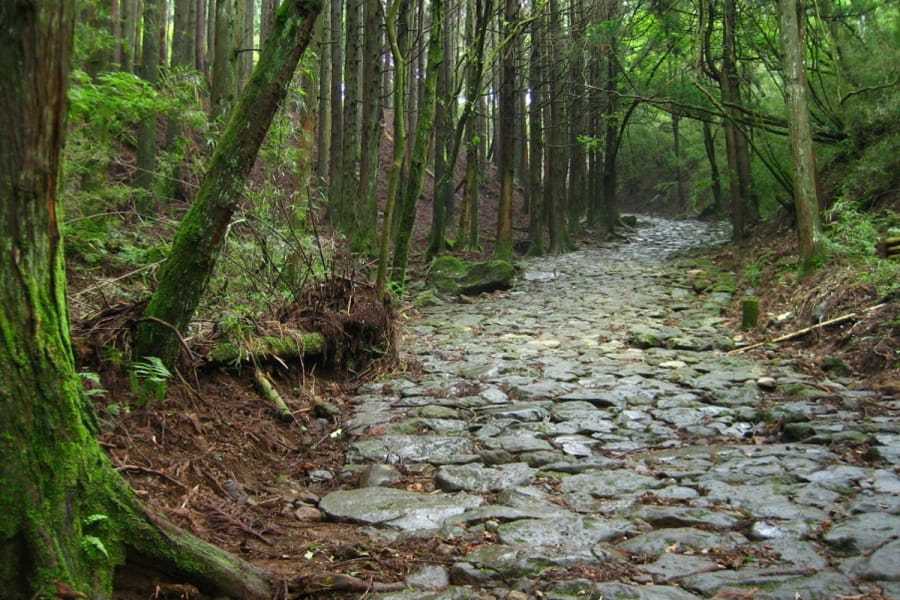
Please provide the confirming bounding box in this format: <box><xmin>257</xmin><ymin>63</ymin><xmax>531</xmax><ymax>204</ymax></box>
<box><xmin>319</xmin><ymin>217</ymin><xmax>899</xmax><ymax>599</ymax></box>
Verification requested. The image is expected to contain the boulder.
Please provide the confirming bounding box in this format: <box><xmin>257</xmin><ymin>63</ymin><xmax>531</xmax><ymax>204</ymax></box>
<box><xmin>426</xmin><ymin>256</ymin><xmax>516</xmax><ymax>296</ymax></box>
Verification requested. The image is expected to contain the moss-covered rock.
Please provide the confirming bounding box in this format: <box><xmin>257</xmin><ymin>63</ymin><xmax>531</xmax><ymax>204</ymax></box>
<box><xmin>426</xmin><ymin>256</ymin><xmax>516</xmax><ymax>296</ymax></box>
<box><xmin>458</xmin><ymin>260</ymin><xmax>516</xmax><ymax>295</ymax></box>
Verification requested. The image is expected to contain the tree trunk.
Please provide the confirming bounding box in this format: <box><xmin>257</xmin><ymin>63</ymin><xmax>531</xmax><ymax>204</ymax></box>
<box><xmin>357</xmin><ymin>0</ymin><xmax>385</xmax><ymax>253</ymax></box>
<box><xmin>136</xmin><ymin>0</ymin><xmax>162</xmax><ymax>200</ymax></box>
<box><xmin>702</xmin><ymin>121</ymin><xmax>722</xmax><ymax>214</ymax></box>
<box><xmin>327</xmin><ymin>0</ymin><xmax>344</xmax><ymax>223</ymax></box>
<box><xmin>135</xmin><ymin>0</ymin><xmax>324</xmax><ymax>371</ymax></box>
<box><xmin>429</xmin><ymin>0</ymin><xmax>492</xmax><ymax>259</ymax></box>
<box><xmin>545</xmin><ymin>0</ymin><xmax>570</xmax><ymax>254</ymax></box>
<box><xmin>196</xmin><ymin>0</ymin><xmax>209</xmax><ymax>75</ymax></box>
<box><xmin>495</xmin><ymin>0</ymin><xmax>518</xmax><ymax>260</ymax></box>
<box><xmin>0</xmin><ymin>3</ymin><xmax>275</xmax><ymax>598</ymax></box>
<box><xmin>527</xmin><ymin>4</ymin><xmax>545</xmax><ymax>255</ymax></box>
<box><xmin>391</xmin><ymin>0</ymin><xmax>444</xmax><ymax>285</ymax></box>
<box><xmin>339</xmin><ymin>0</ymin><xmax>362</xmax><ymax>235</ymax></box>
<box><xmin>427</xmin><ymin>3</ymin><xmax>455</xmax><ymax>260</ymax></box>
<box><xmin>238</xmin><ymin>0</ymin><xmax>255</xmax><ymax>88</ymax></box>
<box><xmin>376</xmin><ymin>0</ymin><xmax>408</xmax><ymax>296</ymax></box>
<box><xmin>261</xmin><ymin>0</ymin><xmax>278</xmax><ymax>45</ymax></box>
<box><xmin>315</xmin><ymin>5</ymin><xmax>331</xmax><ymax>193</ymax></box>
<box><xmin>211</xmin><ymin>0</ymin><xmax>237</xmax><ymax>121</ymax></box>
<box><xmin>777</xmin><ymin>0</ymin><xmax>823</xmax><ymax>267</ymax></box>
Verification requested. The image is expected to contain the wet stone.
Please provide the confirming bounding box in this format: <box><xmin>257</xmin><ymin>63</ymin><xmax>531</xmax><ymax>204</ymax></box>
<box><xmin>319</xmin><ymin>488</ymin><xmax>483</xmax><ymax>532</ymax></box>
<box><xmin>348</xmin><ymin>435</ymin><xmax>476</xmax><ymax>465</ymax></box>
<box><xmin>619</xmin><ymin>527</ymin><xmax>749</xmax><ymax>556</ymax></box>
<box><xmin>496</xmin><ymin>513</ymin><xmax>636</xmax><ymax>547</ymax></box>
<box><xmin>336</xmin><ymin>216</ymin><xmax>893</xmax><ymax>599</ymax></box>
<box><xmin>435</xmin><ymin>462</ymin><xmax>537</xmax><ymax>493</ymax></box>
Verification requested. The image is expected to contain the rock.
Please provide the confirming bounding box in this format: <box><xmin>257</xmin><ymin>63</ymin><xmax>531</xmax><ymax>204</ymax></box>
<box><xmin>426</xmin><ymin>256</ymin><xmax>516</xmax><ymax>296</ymax></box>
<box><xmin>497</xmin><ymin>513</ymin><xmax>635</xmax><ymax>547</ymax></box>
<box><xmin>358</xmin><ymin>463</ymin><xmax>402</xmax><ymax>487</ymax></box>
<box><xmin>436</xmin><ymin>462</ymin><xmax>537</xmax><ymax>493</ymax></box>
<box><xmin>458</xmin><ymin>260</ymin><xmax>516</xmax><ymax>295</ymax></box>
<box><xmin>292</xmin><ymin>505</ymin><xmax>322</xmax><ymax>521</ymax></box>
<box><xmin>844</xmin><ymin>538</ymin><xmax>900</xmax><ymax>581</ymax></box>
<box><xmin>406</xmin><ymin>565</ymin><xmax>450</xmax><ymax>590</ymax></box>
<box><xmin>822</xmin><ymin>356</ymin><xmax>852</xmax><ymax>377</ymax></box>
<box><xmin>756</xmin><ymin>376</ymin><xmax>777</xmax><ymax>391</ymax></box>
<box><xmin>782</xmin><ymin>421</ymin><xmax>815</xmax><ymax>441</ymax></box>
<box><xmin>319</xmin><ymin>487</ymin><xmax>483</xmax><ymax>532</ymax></box>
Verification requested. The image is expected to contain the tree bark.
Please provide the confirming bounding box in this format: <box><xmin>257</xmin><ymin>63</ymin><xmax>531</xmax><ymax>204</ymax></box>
<box><xmin>391</xmin><ymin>0</ymin><xmax>444</xmax><ymax>285</ymax></box>
<box><xmin>211</xmin><ymin>0</ymin><xmax>237</xmax><ymax>121</ymax></box>
<box><xmin>527</xmin><ymin>3</ymin><xmax>545</xmax><ymax>255</ymax></box>
<box><xmin>0</xmin><ymin>3</ymin><xmax>275</xmax><ymax>598</ymax></box>
<box><xmin>777</xmin><ymin>0</ymin><xmax>823</xmax><ymax>267</ymax></box>
<box><xmin>136</xmin><ymin>0</ymin><xmax>162</xmax><ymax>199</ymax></box>
<box><xmin>327</xmin><ymin>0</ymin><xmax>344</xmax><ymax>223</ymax></box>
<box><xmin>135</xmin><ymin>0</ymin><xmax>324</xmax><ymax>371</ymax></box>
<box><xmin>357</xmin><ymin>0</ymin><xmax>385</xmax><ymax>253</ymax></box>
<box><xmin>376</xmin><ymin>0</ymin><xmax>409</xmax><ymax>297</ymax></box>
<box><xmin>339</xmin><ymin>0</ymin><xmax>363</xmax><ymax>235</ymax></box>
<box><xmin>495</xmin><ymin>0</ymin><xmax>518</xmax><ymax>260</ymax></box>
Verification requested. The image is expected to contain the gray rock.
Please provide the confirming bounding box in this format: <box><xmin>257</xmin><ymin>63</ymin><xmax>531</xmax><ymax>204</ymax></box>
<box><xmin>358</xmin><ymin>463</ymin><xmax>402</xmax><ymax>487</ymax></box>
<box><xmin>560</xmin><ymin>470</ymin><xmax>663</xmax><ymax>511</ymax></box>
<box><xmin>348</xmin><ymin>435</ymin><xmax>476</xmax><ymax>465</ymax></box>
<box><xmin>497</xmin><ymin>513</ymin><xmax>636</xmax><ymax>547</ymax></box>
<box><xmin>824</xmin><ymin>512</ymin><xmax>900</xmax><ymax>555</ymax></box>
<box><xmin>436</xmin><ymin>462</ymin><xmax>537</xmax><ymax>493</ymax></box>
<box><xmin>589</xmin><ymin>582</ymin><xmax>701</xmax><ymax>599</ymax></box>
<box><xmin>406</xmin><ymin>565</ymin><xmax>450</xmax><ymax>591</ymax></box>
<box><xmin>319</xmin><ymin>488</ymin><xmax>482</xmax><ymax>532</ymax></box>
<box><xmin>639</xmin><ymin>552</ymin><xmax>719</xmax><ymax>582</ymax></box>
<box><xmin>619</xmin><ymin>527</ymin><xmax>748</xmax><ymax>555</ymax></box>
<box><xmin>752</xmin><ymin>571</ymin><xmax>859</xmax><ymax>600</ymax></box>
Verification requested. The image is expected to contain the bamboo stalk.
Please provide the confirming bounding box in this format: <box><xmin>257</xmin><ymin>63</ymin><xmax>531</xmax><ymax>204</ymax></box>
<box><xmin>253</xmin><ymin>368</ymin><xmax>293</xmax><ymax>422</ymax></box>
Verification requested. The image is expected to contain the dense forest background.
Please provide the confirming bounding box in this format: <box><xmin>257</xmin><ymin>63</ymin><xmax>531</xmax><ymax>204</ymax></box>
<box><xmin>2</xmin><ymin>1</ymin><xmax>899</xmax><ymax>597</ymax></box>
<box><xmin>65</xmin><ymin>0</ymin><xmax>898</xmax><ymax>328</ymax></box>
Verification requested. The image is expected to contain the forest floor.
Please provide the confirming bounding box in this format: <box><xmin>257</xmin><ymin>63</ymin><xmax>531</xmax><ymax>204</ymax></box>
<box><xmin>70</xmin><ymin>139</ymin><xmax>898</xmax><ymax>597</ymax></box>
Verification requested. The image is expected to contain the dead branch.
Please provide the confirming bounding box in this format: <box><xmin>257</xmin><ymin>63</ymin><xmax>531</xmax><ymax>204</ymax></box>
<box><xmin>729</xmin><ymin>303</ymin><xmax>886</xmax><ymax>354</ymax></box>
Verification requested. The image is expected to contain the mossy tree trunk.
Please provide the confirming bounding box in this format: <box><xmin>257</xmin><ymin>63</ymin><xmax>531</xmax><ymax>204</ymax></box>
<box><xmin>390</xmin><ymin>0</ymin><xmax>444</xmax><ymax>286</ymax></box>
<box><xmin>428</xmin><ymin>0</ymin><xmax>492</xmax><ymax>260</ymax></box>
<box><xmin>135</xmin><ymin>0</ymin><xmax>323</xmax><ymax>370</ymax></box>
<box><xmin>0</xmin><ymin>4</ymin><xmax>274</xmax><ymax>598</ymax></box>
<box><xmin>375</xmin><ymin>0</ymin><xmax>408</xmax><ymax>297</ymax></box>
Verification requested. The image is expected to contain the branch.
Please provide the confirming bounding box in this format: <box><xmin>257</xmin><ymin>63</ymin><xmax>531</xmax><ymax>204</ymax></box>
<box><xmin>729</xmin><ymin>304</ymin><xmax>886</xmax><ymax>354</ymax></box>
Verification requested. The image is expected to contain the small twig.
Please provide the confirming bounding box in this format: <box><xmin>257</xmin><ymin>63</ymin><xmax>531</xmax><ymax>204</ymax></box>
<box><xmin>72</xmin><ymin>260</ymin><xmax>165</xmax><ymax>297</ymax></box>
<box><xmin>116</xmin><ymin>464</ymin><xmax>189</xmax><ymax>489</ymax></box>
<box><xmin>729</xmin><ymin>303</ymin><xmax>886</xmax><ymax>354</ymax></box>
<box><xmin>204</xmin><ymin>501</ymin><xmax>273</xmax><ymax>545</ymax></box>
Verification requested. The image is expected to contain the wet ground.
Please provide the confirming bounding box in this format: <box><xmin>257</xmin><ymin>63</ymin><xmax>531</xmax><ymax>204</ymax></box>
<box><xmin>318</xmin><ymin>217</ymin><xmax>899</xmax><ymax>599</ymax></box>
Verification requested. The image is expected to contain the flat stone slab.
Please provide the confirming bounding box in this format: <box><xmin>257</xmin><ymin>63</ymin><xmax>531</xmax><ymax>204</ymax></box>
<box><xmin>348</xmin><ymin>435</ymin><xmax>476</xmax><ymax>465</ymax></box>
<box><xmin>319</xmin><ymin>488</ymin><xmax>483</xmax><ymax>532</ymax></box>
<box><xmin>435</xmin><ymin>462</ymin><xmax>537</xmax><ymax>493</ymax></box>
<box><xmin>497</xmin><ymin>513</ymin><xmax>636</xmax><ymax>547</ymax></box>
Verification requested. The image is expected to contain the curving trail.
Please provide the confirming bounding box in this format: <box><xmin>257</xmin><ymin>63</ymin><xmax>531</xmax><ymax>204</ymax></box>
<box><xmin>321</xmin><ymin>217</ymin><xmax>899</xmax><ymax>599</ymax></box>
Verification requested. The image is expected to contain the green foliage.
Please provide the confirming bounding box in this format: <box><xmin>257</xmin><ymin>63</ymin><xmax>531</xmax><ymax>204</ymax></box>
<box><xmin>824</xmin><ymin>198</ymin><xmax>882</xmax><ymax>259</ymax></box>
<box><xmin>78</xmin><ymin>371</ymin><xmax>107</xmax><ymax>398</ymax></box>
<box><xmin>81</xmin><ymin>513</ymin><xmax>112</xmax><ymax>562</ymax></box>
<box><xmin>130</xmin><ymin>356</ymin><xmax>172</xmax><ymax>405</ymax></box>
